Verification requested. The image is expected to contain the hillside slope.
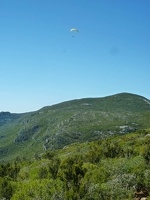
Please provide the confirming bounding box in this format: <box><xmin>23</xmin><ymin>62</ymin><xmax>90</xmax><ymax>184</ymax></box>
<box><xmin>0</xmin><ymin>92</ymin><xmax>150</xmax><ymax>162</ymax></box>
<box><xmin>1</xmin><ymin>129</ymin><xmax>150</xmax><ymax>199</ymax></box>
<box><xmin>0</xmin><ymin>112</ymin><xmax>23</xmax><ymax>127</ymax></box>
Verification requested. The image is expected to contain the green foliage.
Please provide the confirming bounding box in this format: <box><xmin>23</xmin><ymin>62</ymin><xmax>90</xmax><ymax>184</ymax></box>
<box><xmin>1</xmin><ymin>130</ymin><xmax>150</xmax><ymax>199</ymax></box>
<box><xmin>11</xmin><ymin>179</ymin><xmax>65</xmax><ymax>200</ymax></box>
<box><xmin>0</xmin><ymin>177</ymin><xmax>13</xmax><ymax>199</ymax></box>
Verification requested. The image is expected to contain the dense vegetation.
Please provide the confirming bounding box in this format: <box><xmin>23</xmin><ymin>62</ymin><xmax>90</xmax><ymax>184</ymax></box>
<box><xmin>1</xmin><ymin>129</ymin><xmax>150</xmax><ymax>199</ymax></box>
<box><xmin>0</xmin><ymin>93</ymin><xmax>150</xmax><ymax>162</ymax></box>
<box><xmin>0</xmin><ymin>93</ymin><xmax>150</xmax><ymax>199</ymax></box>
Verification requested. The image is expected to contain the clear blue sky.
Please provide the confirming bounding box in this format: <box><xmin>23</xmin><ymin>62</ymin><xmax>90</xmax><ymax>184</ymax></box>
<box><xmin>0</xmin><ymin>0</ymin><xmax>150</xmax><ymax>113</ymax></box>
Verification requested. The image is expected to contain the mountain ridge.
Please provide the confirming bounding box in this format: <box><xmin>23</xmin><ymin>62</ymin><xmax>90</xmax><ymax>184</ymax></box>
<box><xmin>1</xmin><ymin>92</ymin><xmax>150</xmax><ymax>114</ymax></box>
<box><xmin>0</xmin><ymin>92</ymin><xmax>150</xmax><ymax>162</ymax></box>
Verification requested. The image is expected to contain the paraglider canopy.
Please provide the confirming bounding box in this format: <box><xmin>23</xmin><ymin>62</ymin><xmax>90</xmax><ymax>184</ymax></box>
<box><xmin>70</xmin><ymin>28</ymin><xmax>79</xmax><ymax>33</ymax></box>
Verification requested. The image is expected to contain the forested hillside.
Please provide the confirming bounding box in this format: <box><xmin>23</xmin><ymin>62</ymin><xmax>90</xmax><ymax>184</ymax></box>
<box><xmin>0</xmin><ymin>93</ymin><xmax>150</xmax><ymax>199</ymax></box>
<box><xmin>0</xmin><ymin>93</ymin><xmax>150</xmax><ymax>162</ymax></box>
<box><xmin>0</xmin><ymin>129</ymin><xmax>150</xmax><ymax>199</ymax></box>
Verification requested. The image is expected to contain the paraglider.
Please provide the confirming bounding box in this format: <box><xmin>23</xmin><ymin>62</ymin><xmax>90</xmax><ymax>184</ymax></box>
<box><xmin>70</xmin><ymin>28</ymin><xmax>79</xmax><ymax>37</ymax></box>
<box><xmin>70</xmin><ymin>28</ymin><xmax>79</xmax><ymax>33</ymax></box>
